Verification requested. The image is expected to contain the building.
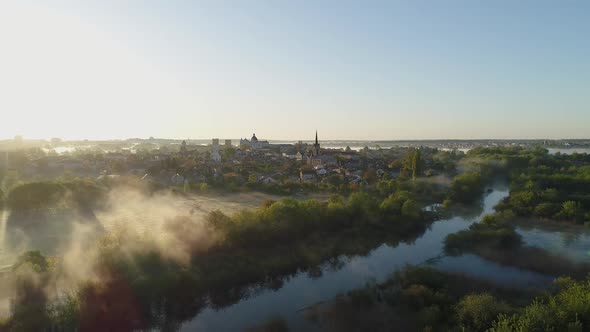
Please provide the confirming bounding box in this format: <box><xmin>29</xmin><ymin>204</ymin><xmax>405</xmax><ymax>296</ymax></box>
<box><xmin>240</xmin><ymin>133</ymin><xmax>270</xmax><ymax>150</ymax></box>
<box><xmin>300</xmin><ymin>169</ymin><xmax>317</xmax><ymax>183</ymax></box>
<box><xmin>308</xmin><ymin>131</ymin><xmax>334</xmax><ymax>166</ymax></box>
<box><xmin>296</xmin><ymin>151</ymin><xmax>307</xmax><ymax>162</ymax></box>
<box><xmin>312</xmin><ymin>130</ymin><xmax>320</xmax><ymax>156</ymax></box>
<box><xmin>225</xmin><ymin>139</ymin><xmax>232</xmax><ymax>147</ymax></box>
<box><xmin>211</xmin><ymin>138</ymin><xmax>221</xmax><ymax>162</ymax></box>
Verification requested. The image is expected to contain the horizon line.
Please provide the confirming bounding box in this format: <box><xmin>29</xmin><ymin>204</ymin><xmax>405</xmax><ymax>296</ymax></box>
<box><xmin>2</xmin><ymin>137</ymin><xmax>590</xmax><ymax>142</ymax></box>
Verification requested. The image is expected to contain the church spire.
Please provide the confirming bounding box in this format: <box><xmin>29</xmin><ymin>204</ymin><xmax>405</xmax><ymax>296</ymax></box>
<box><xmin>312</xmin><ymin>130</ymin><xmax>320</xmax><ymax>157</ymax></box>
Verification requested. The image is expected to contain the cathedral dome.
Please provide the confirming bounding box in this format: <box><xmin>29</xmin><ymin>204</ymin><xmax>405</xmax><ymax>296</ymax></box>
<box><xmin>251</xmin><ymin>133</ymin><xmax>258</xmax><ymax>142</ymax></box>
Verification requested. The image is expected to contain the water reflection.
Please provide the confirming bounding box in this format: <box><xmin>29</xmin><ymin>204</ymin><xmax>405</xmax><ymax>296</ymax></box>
<box><xmin>547</xmin><ymin>148</ymin><xmax>590</xmax><ymax>155</ymax></box>
<box><xmin>516</xmin><ymin>222</ymin><xmax>590</xmax><ymax>264</ymax></box>
<box><xmin>181</xmin><ymin>184</ymin><xmax>553</xmax><ymax>331</ymax></box>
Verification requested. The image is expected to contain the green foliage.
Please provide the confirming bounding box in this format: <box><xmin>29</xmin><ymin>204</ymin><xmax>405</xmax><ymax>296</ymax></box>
<box><xmin>13</xmin><ymin>250</ymin><xmax>49</xmax><ymax>273</ymax></box>
<box><xmin>401</xmin><ymin>199</ymin><xmax>421</xmax><ymax>219</ymax></box>
<box><xmin>534</xmin><ymin>202</ymin><xmax>561</xmax><ymax>218</ymax></box>
<box><xmin>207</xmin><ymin>191</ymin><xmax>426</xmax><ymax>249</ymax></box>
<box><xmin>487</xmin><ymin>150</ymin><xmax>590</xmax><ymax>223</ymax></box>
<box><xmin>10</xmin><ymin>251</ymin><xmax>52</xmax><ymax>332</ymax></box>
<box><xmin>411</xmin><ymin>149</ymin><xmax>423</xmax><ymax>180</ymax></box>
<box><xmin>261</xmin><ymin>199</ymin><xmax>276</xmax><ymax>209</ymax></box>
<box><xmin>6</xmin><ymin>180</ymin><xmax>105</xmax><ymax>212</ymax></box>
<box><xmin>561</xmin><ymin>200</ymin><xmax>585</xmax><ymax>223</ymax></box>
<box><xmin>490</xmin><ymin>277</ymin><xmax>590</xmax><ymax>331</ymax></box>
<box><xmin>318</xmin><ymin>266</ymin><xmax>523</xmax><ymax>332</ymax></box>
<box><xmin>444</xmin><ymin>213</ymin><xmax>522</xmax><ymax>254</ymax></box>
<box><xmin>48</xmin><ymin>294</ymin><xmax>80</xmax><ymax>331</ymax></box>
<box><xmin>447</xmin><ymin>172</ymin><xmax>484</xmax><ymax>205</ymax></box>
<box><xmin>455</xmin><ymin>293</ymin><xmax>511</xmax><ymax>331</ymax></box>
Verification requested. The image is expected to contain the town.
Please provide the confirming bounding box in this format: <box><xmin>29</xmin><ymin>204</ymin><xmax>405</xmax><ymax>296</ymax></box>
<box><xmin>2</xmin><ymin>134</ymin><xmax>590</xmax><ymax>197</ymax></box>
<box><xmin>0</xmin><ymin>132</ymin><xmax>448</xmax><ymax>194</ymax></box>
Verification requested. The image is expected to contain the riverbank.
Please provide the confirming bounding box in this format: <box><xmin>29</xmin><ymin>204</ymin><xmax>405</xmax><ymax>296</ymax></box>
<box><xmin>302</xmin><ymin>266</ymin><xmax>539</xmax><ymax>332</ymax></box>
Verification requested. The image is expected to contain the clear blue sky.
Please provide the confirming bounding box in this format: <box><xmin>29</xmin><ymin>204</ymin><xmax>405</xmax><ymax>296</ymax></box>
<box><xmin>1</xmin><ymin>1</ymin><xmax>588</xmax><ymax>140</ymax></box>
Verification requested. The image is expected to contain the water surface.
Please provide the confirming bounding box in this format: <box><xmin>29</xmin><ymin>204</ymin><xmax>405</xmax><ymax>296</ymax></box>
<box><xmin>180</xmin><ymin>185</ymin><xmax>556</xmax><ymax>331</ymax></box>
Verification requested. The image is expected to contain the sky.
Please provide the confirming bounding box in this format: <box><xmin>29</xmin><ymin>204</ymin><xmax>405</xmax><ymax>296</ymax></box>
<box><xmin>0</xmin><ymin>1</ymin><xmax>588</xmax><ymax>141</ymax></box>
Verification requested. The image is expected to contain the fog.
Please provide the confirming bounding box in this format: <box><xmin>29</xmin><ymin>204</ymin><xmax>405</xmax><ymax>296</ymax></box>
<box><xmin>0</xmin><ymin>186</ymin><xmax>285</xmax><ymax>320</ymax></box>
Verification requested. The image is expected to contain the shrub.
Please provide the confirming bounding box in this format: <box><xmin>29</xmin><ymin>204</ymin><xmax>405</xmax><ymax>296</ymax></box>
<box><xmin>456</xmin><ymin>293</ymin><xmax>511</xmax><ymax>331</ymax></box>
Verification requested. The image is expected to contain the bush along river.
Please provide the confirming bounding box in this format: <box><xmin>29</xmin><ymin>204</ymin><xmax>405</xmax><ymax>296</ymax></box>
<box><xmin>181</xmin><ymin>183</ymin><xmax>574</xmax><ymax>331</ymax></box>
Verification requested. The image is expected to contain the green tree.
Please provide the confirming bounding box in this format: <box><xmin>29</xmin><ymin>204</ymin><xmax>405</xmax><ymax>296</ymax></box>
<box><xmin>456</xmin><ymin>293</ymin><xmax>511</xmax><ymax>331</ymax></box>
<box><xmin>533</xmin><ymin>202</ymin><xmax>559</xmax><ymax>218</ymax></box>
<box><xmin>401</xmin><ymin>199</ymin><xmax>421</xmax><ymax>219</ymax></box>
<box><xmin>411</xmin><ymin>149</ymin><xmax>423</xmax><ymax>180</ymax></box>
<box><xmin>561</xmin><ymin>201</ymin><xmax>584</xmax><ymax>223</ymax></box>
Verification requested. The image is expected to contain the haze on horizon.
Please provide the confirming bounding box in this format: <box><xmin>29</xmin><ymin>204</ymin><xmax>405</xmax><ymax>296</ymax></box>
<box><xmin>1</xmin><ymin>1</ymin><xmax>588</xmax><ymax>141</ymax></box>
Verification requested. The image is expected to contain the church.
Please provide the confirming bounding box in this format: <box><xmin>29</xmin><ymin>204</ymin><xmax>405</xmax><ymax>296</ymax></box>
<box><xmin>306</xmin><ymin>131</ymin><xmax>336</xmax><ymax>167</ymax></box>
<box><xmin>240</xmin><ymin>133</ymin><xmax>270</xmax><ymax>150</ymax></box>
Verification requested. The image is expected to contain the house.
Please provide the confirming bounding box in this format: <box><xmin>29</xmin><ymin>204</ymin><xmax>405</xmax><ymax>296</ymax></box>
<box><xmin>283</xmin><ymin>152</ymin><xmax>298</xmax><ymax>159</ymax></box>
<box><xmin>308</xmin><ymin>155</ymin><xmax>337</xmax><ymax>167</ymax></box>
<box><xmin>259</xmin><ymin>176</ymin><xmax>279</xmax><ymax>185</ymax></box>
<box><xmin>296</xmin><ymin>151</ymin><xmax>307</xmax><ymax>161</ymax></box>
<box><xmin>300</xmin><ymin>170</ymin><xmax>317</xmax><ymax>183</ymax></box>
<box><xmin>316</xmin><ymin>168</ymin><xmax>329</xmax><ymax>176</ymax></box>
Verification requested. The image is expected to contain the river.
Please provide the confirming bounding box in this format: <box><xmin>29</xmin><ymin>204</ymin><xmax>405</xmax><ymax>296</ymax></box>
<box><xmin>2</xmin><ymin>186</ymin><xmax>589</xmax><ymax>329</ymax></box>
<box><xmin>180</xmin><ymin>185</ymin><xmax>560</xmax><ymax>331</ymax></box>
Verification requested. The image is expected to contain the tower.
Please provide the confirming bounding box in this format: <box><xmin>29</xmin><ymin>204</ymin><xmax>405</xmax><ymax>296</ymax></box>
<box><xmin>312</xmin><ymin>130</ymin><xmax>320</xmax><ymax>156</ymax></box>
<box><xmin>211</xmin><ymin>138</ymin><xmax>221</xmax><ymax>162</ymax></box>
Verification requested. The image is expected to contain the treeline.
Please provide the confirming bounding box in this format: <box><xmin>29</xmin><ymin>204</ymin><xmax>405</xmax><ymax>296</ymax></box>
<box><xmin>307</xmin><ymin>266</ymin><xmax>534</xmax><ymax>332</ymax></box>
<box><xmin>490</xmin><ymin>275</ymin><xmax>590</xmax><ymax>331</ymax></box>
<box><xmin>207</xmin><ymin>191</ymin><xmax>425</xmax><ymax>249</ymax></box>
<box><xmin>3</xmin><ymin>177</ymin><xmax>171</xmax><ymax>214</ymax></box>
<box><xmin>447</xmin><ymin>146</ymin><xmax>590</xmax><ymax>225</ymax></box>
<box><xmin>5</xmin><ymin>180</ymin><xmax>105</xmax><ymax>212</ymax></box>
<box><xmin>310</xmin><ymin>265</ymin><xmax>590</xmax><ymax>332</ymax></box>
<box><xmin>470</xmin><ymin>146</ymin><xmax>590</xmax><ymax>224</ymax></box>
<box><xmin>496</xmin><ymin>164</ymin><xmax>590</xmax><ymax>224</ymax></box>
<box><xmin>441</xmin><ymin>146</ymin><xmax>533</xmax><ymax>206</ymax></box>
<box><xmin>1</xmin><ymin>191</ymin><xmax>435</xmax><ymax>331</ymax></box>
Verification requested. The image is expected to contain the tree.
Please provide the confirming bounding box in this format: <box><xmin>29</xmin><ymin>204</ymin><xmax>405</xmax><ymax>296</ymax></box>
<box><xmin>456</xmin><ymin>293</ymin><xmax>511</xmax><ymax>331</ymax></box>
<box><xmin>411</xmin><ymin>149</ymin><xmax>423</xmax><ymax>180</ymax></box>
<box><xmin>10</xmin><ymin>251</ymin><xmax>52</xmax><ymax>331</ymax></box>
<box><xmin>561</xmin><ymin>201</ymin><xmax>584</xmax><ymax>223</ymax></box>
<box><xmin>447</xmin><ymin>172</ymin><xmax>484</xmax><ymax>205</ymax></box>
<box><xmin>533</xmin><ymin>202</ymin><xmax>560</xmax><ymax>218</ymax></box>
<box><xmin>248</xmin><ymin>174</ymin><xmax>258</xmax><ymax>184</ymax></box>
<box><xmin>401</xmin><ymin>199</ymin><xmax>421</xmax><ymax>219</ymax></box>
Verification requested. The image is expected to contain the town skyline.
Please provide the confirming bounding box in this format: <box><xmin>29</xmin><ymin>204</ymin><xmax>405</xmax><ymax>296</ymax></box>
<box><xmin>2</xmin><ymin>134</ymin><xmax>590</xmax><ymax>142</ymax></box>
